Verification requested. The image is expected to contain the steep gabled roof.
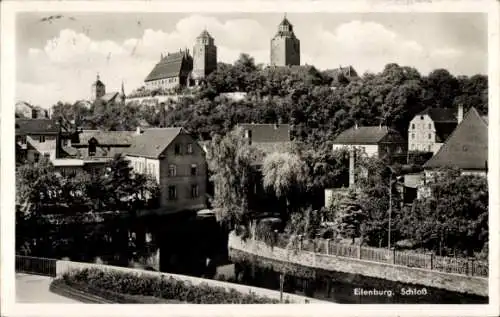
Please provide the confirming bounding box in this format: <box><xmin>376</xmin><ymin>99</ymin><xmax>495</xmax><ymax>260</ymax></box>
<box><xmin>238</xmin><ymin>123</ymin><xmax>290</xmax><ymax>143</ymax></box>
<box><xmin>333</xmin><ymin>126</ymin><xmax>397</xmax><ymax>145</ymax></box>
<box><xmin>15</xmin><ymin>119</ymin><xmax>59</xmax><ymax>135</ymax></box>
<box><xmin>124</xmin><ymin>127</ymin><xmax>183</xmax><ymax>158</ymax></box>
<box><xmin>144</xmin><ymin>51</ymin><xmax>193</xmax><ymax>82</ymax></box>
<box><xmin>417</xmin><ymin>107</ymin><xmax>457</xmax><ymax>122</ymax></box>
<box><xmin>424</xmin><ymin>107</ymin><xmax>488</xmax><ymax>170</ymax></box>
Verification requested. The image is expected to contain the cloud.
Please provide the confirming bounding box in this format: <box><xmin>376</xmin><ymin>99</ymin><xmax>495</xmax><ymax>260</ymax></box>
<box><xmin>17</xmin><ymin>16</ymin><xmax>485</xmax><ymax>109</ymax></box>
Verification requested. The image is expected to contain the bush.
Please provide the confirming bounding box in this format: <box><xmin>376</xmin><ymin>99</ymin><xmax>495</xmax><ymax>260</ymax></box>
<box><xmin>61</xmin><ymin>268</ymin><xmax>282</xmax><ymax>304</ymax></box>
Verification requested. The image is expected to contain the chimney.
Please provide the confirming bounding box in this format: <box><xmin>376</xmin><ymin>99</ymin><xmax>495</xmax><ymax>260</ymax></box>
<box><xmin>136</xmin><ymin>126</ymin><xmax>143</xmax><ymax>135</ymax></box>
<box><xmin>354</xmin><ymin>122</ymin><xmax>358</xmax><ymax>130</ymax></box>
<box><xmin>457</xmin><ymin>104</ymin><xmax>464</xmax><ymax>124</ymax></box>
<box><xmin>349</xmin><ymin>149</ymin><xmax>355</xmax><ymax>188</ymax></box>
<box><xmin>274</xmin><ymin>123</ymin><xmax>279</xmax><ymax>130</ymax></box>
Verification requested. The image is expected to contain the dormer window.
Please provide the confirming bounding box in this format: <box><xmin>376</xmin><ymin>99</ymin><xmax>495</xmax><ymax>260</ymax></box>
<box><xmin>39</xmin><ymin>136</ymin><xmax>46</xmax><ymax>143</ymax></box>
<box><xmin>88</xmin><ymin>138</ymin><xmax>97</xmax><ymax>157</ymax></box>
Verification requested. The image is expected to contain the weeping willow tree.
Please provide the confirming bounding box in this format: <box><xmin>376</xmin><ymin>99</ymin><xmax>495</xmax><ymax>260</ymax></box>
<box><xmin>261</xmin><ymin>152</ymin><xmax>310</xmax><ymax>224</ymax></box>
<box><xmin>206</xmin><ymin>127</ymin><xmax>260</xmax><ymax>232</ymax></box>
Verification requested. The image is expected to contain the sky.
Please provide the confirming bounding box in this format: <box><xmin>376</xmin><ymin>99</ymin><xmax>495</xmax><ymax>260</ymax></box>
<box><xmin>16</xmin><ymin>12</ymin><xmax>487</xmax><ymax>109</ymax></box>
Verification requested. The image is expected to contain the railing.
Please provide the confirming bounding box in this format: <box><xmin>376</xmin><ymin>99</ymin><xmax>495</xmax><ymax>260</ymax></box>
<box><xmin>15</xmin><ymin>255</ymin><xmax>57</xmax><ymax>277</ymax></box>
<box><xmin>265</xmin><ymin>234</ymin><xmax>488</xmax><ymax>278</ymax></box>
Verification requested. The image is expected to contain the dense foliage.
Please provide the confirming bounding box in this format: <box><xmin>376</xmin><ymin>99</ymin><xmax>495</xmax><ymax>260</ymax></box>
<box><xmin>51</xmin><ymin>57</ymin><xmax>487</xmax><ymax>151</ymax></box>
<box><xmin>16</xmin><ymin>154</ymin><xmax>159</xmax><ymax>259</ymax></box>
<box><xmin>206</xmin><ymin>127</ymin><xmax>260</xmax><ymax>229</ymax></box>
<box><xmin>62</xmin><ymin>268</ymin><xmax>286</xmax><ymax>303</ymax></box>
<box><xmin>397</xmin><ymin>168</ymin><xmax>488</xmax><ymax>257</ymax></box>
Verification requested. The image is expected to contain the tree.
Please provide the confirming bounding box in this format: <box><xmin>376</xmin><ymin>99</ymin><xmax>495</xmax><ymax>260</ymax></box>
<box><xmin>206</xmin><ymin>127</ymin><xmax>259</xmax><ymax>230</ymax></box>
<box><xmin>262</xmin><ymin>152</ymin><xmax>310</xmax><ymax>223</ymax></box>
<box><xmin>399</xmin><ymin>168</ymin><xmax>488</xmax><ymax>256</ymax></box>
<box><xmin>334</xmin><ymin>190</ymin><xmax>365</xmax><ymax>244</ymax></box>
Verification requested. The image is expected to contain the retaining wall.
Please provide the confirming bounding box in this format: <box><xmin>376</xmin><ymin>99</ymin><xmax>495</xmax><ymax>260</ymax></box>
<box><xmin>228</xmin><ymin>232</ymin><xmax>488</xmax><ymax>297</ymax></box>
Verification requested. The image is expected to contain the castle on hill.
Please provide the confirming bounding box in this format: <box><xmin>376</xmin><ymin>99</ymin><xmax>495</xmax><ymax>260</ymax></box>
<box><xmin>91</xmin><ymin>15</ymin><xmax>355</xmax><ymax>100</ymax></box>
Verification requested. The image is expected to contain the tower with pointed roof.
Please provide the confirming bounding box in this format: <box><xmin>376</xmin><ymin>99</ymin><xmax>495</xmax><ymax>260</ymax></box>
<box><xmin>192</xmin><ymin>29</ymin><xmax>217</xmax><ymax>84</ymax></box>
<box><xmin>270</xmin><ymin>14</ymin><xmax>300</xmax><ymax>66</ymax></box>
<box><xmin>91</xmin><ymin>74</ymin><xmax>106</xmax><ymax>101</ymax></box>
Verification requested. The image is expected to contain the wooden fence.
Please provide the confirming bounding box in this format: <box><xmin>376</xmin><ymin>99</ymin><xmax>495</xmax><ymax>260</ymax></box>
<box><xmin>264</xmin><ymin>233</ymin><xmax>488</xmax><ymax>278</ymax></box>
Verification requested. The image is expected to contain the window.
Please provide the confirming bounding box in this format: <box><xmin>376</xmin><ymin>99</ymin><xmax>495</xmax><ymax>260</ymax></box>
<box><xmin>412</xmin><ymin>144</ymin><xmax>416</xmax><ymax>150</ymax></box>
<box><xmin>39</xmin><ymin>136</ymin><xmax>46</xmax><ymax>143</ymax></box>
<box><xmin>428</xmin><ymin>133</ymin><xmax>432</xmax><ymax>140</ymax></box>
<box><xmin>168</xmin><ymin>186</ymin><xmax>177</xmax><ymax>200</ymax></box>
<box><xmin>34</xmin><ymin>152</ymin><xmax>40</xmax><ymax>162</ymax></box>
<box><xmin>187</xmin><ymin>143</ymin><xmax>193</xmax><ymax>154</ymax></box>
<box><xmin>428</xmin><ymin>123</ymin><xmax>432</xmax><ymax>129</ymax></box>
<box><xmin>174</xmin><ymin>144</ymin><xmax>181</xmax><ymax>155</ymax></box>
<box><xmin>191</xmin><ymin>184</ymin><xmax>199</xmax><ymax>198</ymax></box>
<box><xmin>88</xmin><ymin>142</ymin><xmax>97</xmax><ymax>157</ymax></box>
<box><xmin>411</xmin><ymin>124</ymin><xmax>415</xmax><ymax>130</ymax></box>
<box><xmin>168</xmin><ymin>164</ymin><xmax>177</xmax><ymax>177</ymax></box>
<box><xmin>44</xmin><ymin>153</ymin><xmax>50</xmax><ymax>159</ymax></box>
<box><xmin>411</xmin><ymin>133</ymin><xmax>415</xmax><ymax>140</ymax></box>
<box><xmin>191</xmin><ymin>164</ymin><xmax>197</xmax><ymax>176</ymax></box>
<box><xmin>420</xmin><ymin>116</ymin><xmax>424</xmax><ymax>120</ymax></box>
<box><xmin>428</xmin><ymin>145</ymin><xmax>432</xmax><ymax>151</ymax></box>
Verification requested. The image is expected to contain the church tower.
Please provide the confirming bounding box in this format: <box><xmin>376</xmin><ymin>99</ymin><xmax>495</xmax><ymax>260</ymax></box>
<box><xmin>270</xmin><ymin>14</ymin><xmax>300</xmax><ymax>66</ymax></box>
<box><xmin>91</xmin><ymin>73</ymin><xmax>106</xmax><ymax>101</ymax></box>
<box><xmin>192</xmin><ymin>29</ymin><xmax>217</xmax><ymax>84</ymax></box>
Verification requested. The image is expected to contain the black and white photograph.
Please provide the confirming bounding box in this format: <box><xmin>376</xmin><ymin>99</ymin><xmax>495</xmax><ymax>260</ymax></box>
<box><xmin>1</xmin><ymin>0</ymin><xmax>499</xmax><ymax>316</ymax></box>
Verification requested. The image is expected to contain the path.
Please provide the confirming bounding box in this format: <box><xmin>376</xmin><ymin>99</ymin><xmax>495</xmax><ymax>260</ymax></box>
<box><xmin>16</xmin><ymin>273</ymin><xmax>80</xmax><ymax>303</ymax></box>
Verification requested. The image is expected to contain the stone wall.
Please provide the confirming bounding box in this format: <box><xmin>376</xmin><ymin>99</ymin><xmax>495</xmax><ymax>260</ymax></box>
<box><xmin>55</xmin><ymin>260</ymin><xmax>326</xmax><ymax>303</ymax></box>
<box><xmin>228</xmin><ymin>233</ymin><xmax>488</xmax><ymax>297</ymax></box>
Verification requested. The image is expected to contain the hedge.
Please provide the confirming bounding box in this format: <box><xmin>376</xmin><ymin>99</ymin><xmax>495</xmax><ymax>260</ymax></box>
<box><xmin>50</xmin><ymin>279</ymin><xmax>179</xmax><ymax>303</ymax></box>
<box><xmin>60</xmin><ymin>268</ymin><xmax>284</xmax><ymax>304</ymax></box>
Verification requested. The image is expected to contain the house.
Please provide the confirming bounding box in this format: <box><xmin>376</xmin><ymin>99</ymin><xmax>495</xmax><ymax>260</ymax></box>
<box><xmin>323</xmin><ymin>65</ymin><xmax>358</xmax><ymax>85</ymax></box>
<box><xmin>15</xmin><ymin>119</ymin><xmax>64</xmax><ymax>163</ymax></box>
<box><xmin>15</xmin><ymin>101</ymin><xmax>49</xmax><ymax>119</ymax></box>
<box><xmin>55</xmin><ymin>129</ymin><xmax>138</xmax><ymax>175</ymax></box>
<box><xmin>408</xmin><ymin>106</ymin><xmax>460</xmax><ymax>153</ymax></box>
<box><xmin>332</xmin><ymin>125</ymin><xmax>406</xmax><ymax>160</ymax></box>
<box><xmin>423</xmin><ymin>107</ymin><xmax>488</xmax><ymax>177</ymax></box>
<box><xmin>124</xmin><ymin>128</ymin><xmax>207</xmax><ymax>214</ymax></box>
<box><xmin>236</xmin><ymin>123</ymin><xmax>293</xmax><ymax>213</ymax></box>
<box><xmin>237</xmin><ymin>123</ymin><xmax>292</xmax><ymax>165</ymax></box>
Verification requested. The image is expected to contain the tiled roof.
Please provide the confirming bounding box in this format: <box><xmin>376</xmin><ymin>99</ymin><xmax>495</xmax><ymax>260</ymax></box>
<box><xmin>124</xmin><ymin>127</ymin><xmax>183</xmax><ymax>158</ymax></box>
<box><xmin>424</xmin><ymin>107</ymin><xmax>488</xmax><ymax>170</ymax></box>
<box><xmin>15</xmin><ymin>119</ymin><xmax>59</xmax><ymax>135</ymax></box>
<box><xmin>74</xmin><ymin>130</ymin><xmax>136</xmax><ymax>145</ymax></box>
<box><xmin>144</xmin><ymin>51</ymin><xmax>193</xmax><ymax>82</ymax></box>
<box><xmin>418</xmin><ymin>107</ymin><xmax>457</xmax><ymax>122</ymax></box>
<box><xmin>100</xmin><ymin>92</ymin><xmax>120</xmax><ymax>103</ymax></box>
<box><xmin>198</xmin><ymin>30</ymin><xmax>213</xmax><ymax>39</ymax></box>
<box><xmin>238</xmin><ymin>123</ymin><xmax>290</xmax><ymax>143</ymax></box>
<box><xmin>62</xmin><ymin>146</ymin><xmax>127</xmax><ymax>160</ymax></box>
<box><xmin>333</xmin><ymin>126</ymin><xmax>395</xmax><ymax>145</ymax></box>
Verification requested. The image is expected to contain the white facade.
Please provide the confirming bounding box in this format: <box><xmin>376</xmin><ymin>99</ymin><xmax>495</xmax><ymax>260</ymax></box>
<box><xmin>408</xmin><ymin>114</ymin><xmax>443</xmax><ymax>153</ymax></box>
<box><xmin>126</xmin><ymin>155</ymin><xmax>161</xmax><ymax>183</ymax></box>
<box><xmin>145</xmin><ymin>77</ymin><xmax>179</xmax><ymax>90</ymax></box>
<box><xmin>332</xmin><ymin>144</ymin><xmax>379</xmax><ymax>157</ymax></box>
